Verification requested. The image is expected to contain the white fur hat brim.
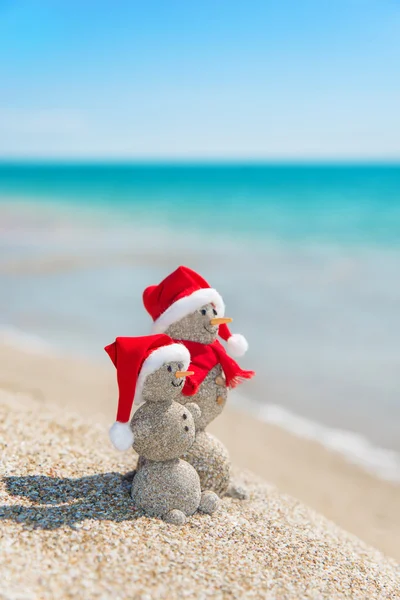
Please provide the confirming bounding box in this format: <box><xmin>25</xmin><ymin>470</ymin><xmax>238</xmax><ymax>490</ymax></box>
<box><xmin>151</xmin><ymin>288</ymin><xmax>225</xmax><ymax>334</ymax></box>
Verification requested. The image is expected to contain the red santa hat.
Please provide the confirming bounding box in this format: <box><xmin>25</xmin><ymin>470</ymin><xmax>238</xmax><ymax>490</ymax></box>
<box><xmin>143</xmin><ymin>266</ymin><xmax>249</xmax><ymax>357</ymax></box>
<box><xmin>104</xmin><ymin>334</ymin><xmax>190</xmax><ymax>451</ymax></box>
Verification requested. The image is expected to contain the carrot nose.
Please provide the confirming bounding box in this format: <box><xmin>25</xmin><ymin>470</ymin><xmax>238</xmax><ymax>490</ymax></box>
<box><xmin>209</xmin><ymin>317</ymin><xmax>233</xmax><ymax>326</ymax></box>
<box><xmin>175</xmin><ymin>370</ymin><xmax>194</xmax><ymax>378</ymax></box>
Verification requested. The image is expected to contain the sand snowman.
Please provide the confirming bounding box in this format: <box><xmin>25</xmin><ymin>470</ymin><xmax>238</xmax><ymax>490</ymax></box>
<box><xmin>143</xmin><ymin>266</ymin><xmax>255</xmax><ymax>498</ymax></box>
<box><xmin>105</xmin><ymin>334</ymin><xmax>219</xmax><ymax>525</ymax></box>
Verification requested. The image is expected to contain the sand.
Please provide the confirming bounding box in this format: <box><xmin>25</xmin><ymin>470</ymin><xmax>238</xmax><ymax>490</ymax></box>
<box><xmin>1</xmin><ymin>342</ymin><xmax>399</xmax><ymax>563</ymax></box>
<box><xmin>1</xmin><ymin>393</ymin><xmax>399</xmax><ymax>600</ymax></box>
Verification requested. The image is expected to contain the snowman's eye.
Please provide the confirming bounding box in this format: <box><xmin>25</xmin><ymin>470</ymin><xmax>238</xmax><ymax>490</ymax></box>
<box><xmin>200</xmin><ymin>309</ymin><xmax>207</xmax><ymax>315</ymax></box>
<box><xmin>167</xmin><ymin>365</ymin><xmax>172</xmax><ymax>372</ymax></box>
<box><xmin>178</xmin><ymin>363</ymin><xmax>182</xmax><ymax>370</ymax></box>
<box><xmin>213</xmin><ymin>308</ymin><xmax>217</xmax><ymax>316</ymax></box>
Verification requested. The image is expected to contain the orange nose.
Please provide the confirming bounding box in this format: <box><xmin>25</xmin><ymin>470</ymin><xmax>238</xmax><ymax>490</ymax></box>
<box><xmin>175</xmin><ymin>371</ymin><xmax>194</xmax><ymax>378</ymax></box>
<box><xmin>209</xmin><ymin>317</ymin><xmax>233</xmax><ymax>326</ymax></box>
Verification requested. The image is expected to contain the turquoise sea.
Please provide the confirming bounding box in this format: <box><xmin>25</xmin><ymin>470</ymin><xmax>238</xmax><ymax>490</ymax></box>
<box><xmin>1</xmin><ymin>163</ymin><xmax>399</xmax><ymax>480</ymax></box>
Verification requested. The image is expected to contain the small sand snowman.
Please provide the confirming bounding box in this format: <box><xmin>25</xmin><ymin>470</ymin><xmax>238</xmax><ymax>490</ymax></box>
<box><xmin>142</xmin><ymin>266</ymin><xmax>255</xmax><ymax>499</ymax></box>
<box><xmin>105</xmin><ymin>334</ymin><xmax>219</xmax><ymax>525</ymax></box>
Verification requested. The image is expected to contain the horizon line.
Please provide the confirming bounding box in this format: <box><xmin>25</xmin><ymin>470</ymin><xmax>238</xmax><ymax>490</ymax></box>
<box><xmin>0</xmin><ymin>157</ymin><xmax>400</xmax><ymax>167</ymax></box>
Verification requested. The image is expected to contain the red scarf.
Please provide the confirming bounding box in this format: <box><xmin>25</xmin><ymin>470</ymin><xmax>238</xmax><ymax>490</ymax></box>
<box><xmin>177</xmin><ymin>339</ymin><xmax>255</xmax><ymax>396</ymax></box>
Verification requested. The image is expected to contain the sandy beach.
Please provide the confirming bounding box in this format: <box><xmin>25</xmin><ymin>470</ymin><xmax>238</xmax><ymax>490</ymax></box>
<box><xmin>1</xmin><ymin>342</ymin><xmax>399</xmax><ymax>567</ymax></box>
<box><xmin>1</xmin><ymin>392</ymin><xmax>400</xmax><ymax>599</ymax></box>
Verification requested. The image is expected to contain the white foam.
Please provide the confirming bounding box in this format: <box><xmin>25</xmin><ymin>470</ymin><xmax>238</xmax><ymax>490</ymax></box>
<box><xmin>0</xmin><ymin>326</ymin><xmax>56</xmax><ymax>356</ymax></box>
<box><xmin>230</xmin><ymin>394</ymin><xmax>400</xmax><ymax>484</ymax></box>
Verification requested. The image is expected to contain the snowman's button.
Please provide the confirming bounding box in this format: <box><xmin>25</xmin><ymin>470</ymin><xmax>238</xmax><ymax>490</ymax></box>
<box><xmin>216</xmin><ymin>396</ymin><xmax>225</xmax><ymax>406</ymax></box>
<box><xmin>184</xmin><ymin>426</ymin><xmax>189</xmax><ymax>431</ymax></box>
<box><xmin>182</xmin><ymin>413</ymin><xmax>187</xmax><ymax>420</ymax></box>
<box><xmin>215</xmin><ymin>376</ymin><xmax>225</xmax><ymax>386</ymax></box>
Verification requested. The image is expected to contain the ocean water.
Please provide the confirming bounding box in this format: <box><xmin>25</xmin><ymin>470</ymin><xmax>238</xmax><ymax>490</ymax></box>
<box><xmin>1</xmin><ymin>163</ymin><xmax>399</xmax><ymax>481</ymax></box>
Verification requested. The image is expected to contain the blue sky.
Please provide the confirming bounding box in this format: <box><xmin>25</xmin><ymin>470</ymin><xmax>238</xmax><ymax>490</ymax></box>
<box><xmin>0</xmin><ymin>0</ymin><xmax>399</xmax><ymax>160</ymax></box>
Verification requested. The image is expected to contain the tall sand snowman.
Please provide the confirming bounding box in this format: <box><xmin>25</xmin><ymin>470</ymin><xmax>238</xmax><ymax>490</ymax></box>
<box><xmin>142</xmin><ymin>266</ymin><xmax>255</xmax><ymax>498</ymax></box>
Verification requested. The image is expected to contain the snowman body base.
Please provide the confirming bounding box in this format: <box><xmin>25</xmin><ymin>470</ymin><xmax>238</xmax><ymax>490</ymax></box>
<box><xmin>131</xmin><ymin>457</ymin><xmax>201</xmax><ymax>519</ymax></box>
<box><xmin>182</xmin><ymin>431</ymin><xmax>231</xmax><ymax>497</ymax></box>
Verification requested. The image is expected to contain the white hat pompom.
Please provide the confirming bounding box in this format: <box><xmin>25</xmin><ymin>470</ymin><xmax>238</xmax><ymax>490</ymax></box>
<box><xmin>109</xmin><ymin>421</ymin><xmax>134</xmax><ymax>452</ymax></box>
<box><xmin>227</xmin><ymin>333</ymin><xmax>249</xmax><ymax>357</ymax></box>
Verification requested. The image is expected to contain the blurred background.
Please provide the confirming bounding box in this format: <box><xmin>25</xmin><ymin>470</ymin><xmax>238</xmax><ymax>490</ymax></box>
<box><xmin>0</xmin><ymin>1</ymin><xmax>399</xmax><ymax>482</ymax></box>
